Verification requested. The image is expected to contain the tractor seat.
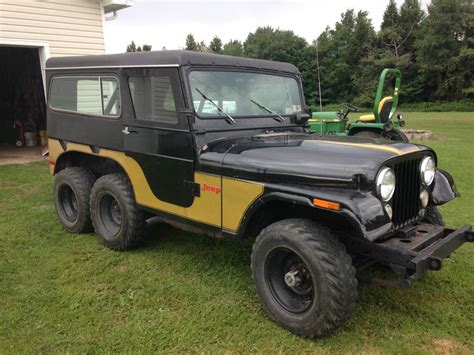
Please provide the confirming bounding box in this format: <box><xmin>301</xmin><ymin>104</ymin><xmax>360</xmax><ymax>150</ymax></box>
<box><xmin>358</xmin><ymin>96</ymin><xmax>393</xmax><ymax>123</ymax></box>
<box><xmin>359</xmin><ymin>114</ymin><xmax>376</xmax><ymax>122</ymax></box>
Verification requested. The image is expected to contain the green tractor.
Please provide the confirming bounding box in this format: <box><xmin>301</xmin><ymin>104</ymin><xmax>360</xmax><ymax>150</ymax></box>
<box><xmin>309</xmin><ymin>68</ymin><xmax>408</xmax><ymax>142</ymax></box>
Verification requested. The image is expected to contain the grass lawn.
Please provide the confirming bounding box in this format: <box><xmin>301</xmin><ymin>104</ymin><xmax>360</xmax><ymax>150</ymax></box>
<box><xmin>1</xmin><ymin>112</ymin><xmax>473</xmax><ymax>353</ymax></box>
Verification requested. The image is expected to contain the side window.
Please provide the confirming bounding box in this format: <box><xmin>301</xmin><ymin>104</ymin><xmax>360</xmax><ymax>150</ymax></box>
<box><xmin>128</xmin><ymin>72</ymin><xmax>178</xmax><ymax>124</ymax></box>
<box><xmin>49</xmin><ymin>76</ymin><xmax>120</xmax><ymax>117</ymax></box>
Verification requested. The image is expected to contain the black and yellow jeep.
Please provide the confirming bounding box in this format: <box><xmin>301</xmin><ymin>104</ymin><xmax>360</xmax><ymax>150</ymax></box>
<box><xmin>46</xmin><ymin>51</ymin><xmax>472</xmax><ymax>338</ymax></box>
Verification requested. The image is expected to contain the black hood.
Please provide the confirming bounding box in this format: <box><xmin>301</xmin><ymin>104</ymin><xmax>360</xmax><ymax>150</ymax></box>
<box><xmin>199</xmin><ymin>133</ymin><xmax>432</xmax><ymax>186</ymax></box>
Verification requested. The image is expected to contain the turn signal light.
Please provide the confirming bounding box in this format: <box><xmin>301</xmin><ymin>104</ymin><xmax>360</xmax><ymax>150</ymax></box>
<box><xmin>313</xmin><ymin>198</ymin><xmax>340</xmax><ymax>211</ymax></box>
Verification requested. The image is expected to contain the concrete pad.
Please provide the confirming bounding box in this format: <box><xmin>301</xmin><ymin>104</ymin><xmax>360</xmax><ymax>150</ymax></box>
<box><xmin>0</xmin><ymin>145</ymin><xmax>47</xmax><ymax>166</ymax></box>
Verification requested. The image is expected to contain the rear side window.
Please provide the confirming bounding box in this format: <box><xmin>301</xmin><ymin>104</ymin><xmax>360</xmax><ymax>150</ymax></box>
<box><xmin>49</xmin><ymin>76</ymin><xmax>120</xmax><ymax>117</ymax></box>
<box><xmin>128</xmin><ymin>73</ymin><xmax>178</xmax><ymax>124</ymax></box>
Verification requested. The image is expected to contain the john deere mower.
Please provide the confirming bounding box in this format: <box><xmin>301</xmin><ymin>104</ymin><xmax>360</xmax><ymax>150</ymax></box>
<box><xmin>309</xmin><ymin>68</ymin><xmax>408</xmax><ymax>142</ymax></box>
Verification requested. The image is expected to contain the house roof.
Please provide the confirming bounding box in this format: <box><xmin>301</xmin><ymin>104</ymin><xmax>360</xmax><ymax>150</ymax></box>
<box><xmin>45</xmin><ymin>50</ymin><xmax>300</xmax><ymax>74</ymax></box>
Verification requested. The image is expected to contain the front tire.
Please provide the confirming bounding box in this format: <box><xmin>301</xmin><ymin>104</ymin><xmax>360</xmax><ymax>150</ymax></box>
<box><xmin>251</xmin><ymin>218</ymin><xmax>357</xmax><ymax>338</ymax></box>
<box><xmin>53</xmin><ymin>167</ymin><xmax>95</xmax><ymax>233</ymax></box>
<box><xmin>421</xmin><ymin>205</ymin><xmax>445</xmax><ymax>226</ymax></box>
<box><xmin>90</xmin><ymin>173</ymin><xmax>145</xmax><ymax>251</ymax></box>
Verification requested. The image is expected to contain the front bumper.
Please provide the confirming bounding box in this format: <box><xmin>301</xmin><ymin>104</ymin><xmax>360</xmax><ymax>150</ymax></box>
<box><xmin>346</xmin><ymin>224</ymin><xmax>474</xmax><ymax>286</ymax></box>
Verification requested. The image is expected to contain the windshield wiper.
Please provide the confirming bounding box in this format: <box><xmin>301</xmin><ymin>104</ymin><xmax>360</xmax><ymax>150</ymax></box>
<box><xmin>195</xmin><ymin>88</ymin><xmax>235</xmax><ymax>125</ymax></box>
<box><xmin>250</xmin><ymin>99</ymin><xmax>285</xmax><ymax>122</ymax></box>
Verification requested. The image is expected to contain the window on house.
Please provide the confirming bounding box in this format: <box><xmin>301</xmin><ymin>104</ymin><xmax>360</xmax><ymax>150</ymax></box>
<box><xmin>49</xmin><ymin>76</ymin><xmax>120</xmax><ymax>117</ymax></box>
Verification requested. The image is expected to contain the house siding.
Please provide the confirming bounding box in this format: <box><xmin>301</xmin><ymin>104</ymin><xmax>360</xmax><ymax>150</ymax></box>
<box><xmin>0</xmin><ymin>0</ymin><xmax>105</xmax><ymax>56</ymax></box>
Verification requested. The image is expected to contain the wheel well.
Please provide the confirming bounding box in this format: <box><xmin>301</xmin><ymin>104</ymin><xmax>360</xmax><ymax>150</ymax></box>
<box><xmin>241</xmin><ymin>199</ymin><xmax>355</xmax><ymax>239</ymax></box>
<box><xmin>54</xmin><ymin>152</ymin><xmax>126</xmax><ymax>178</ymax></box>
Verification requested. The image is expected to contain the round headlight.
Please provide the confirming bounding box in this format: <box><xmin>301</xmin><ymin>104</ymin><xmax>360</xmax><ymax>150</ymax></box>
<box><xmin>420</xmin><ymin>156</ymin><xmax>435</xmax><ymax>186</ymax></box>
<box><xmin>376</xmin><ymin>167</ymin><xmax>396</xmax><ymax>202</ymax></box>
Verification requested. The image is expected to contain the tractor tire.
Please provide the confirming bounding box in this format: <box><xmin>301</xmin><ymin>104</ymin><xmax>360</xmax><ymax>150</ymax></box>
<box><xmin>353</xmin><ymin>128</ymin><xmax>409</xmax><ymax>142</ymax></box>
<box><xmin>251</xmin><ymin>218</ymin><xmax>357</xmax><ymax>338</ymax></box>
<box><xmin>53</xmin><ymin>167</ymin><xmax>95</xmax><ymax>233</ymax></box>
<box><xmin>421</xmin><ymin>205</ymin><xmax>445</xmax><ymax>226</ymax></box>
<box><xmin>90</xmin><ymin>173</ymin><xmax>145</xmax><ymax>251</ymax></box>
<box><xmin>353</xmin><ymin>130</ymin><xmax>381</xmax><ymax>139</ymax></box>
<box><xmin>385</xmin><ymin>128</ymin><xmax>409</xmax><ymax>142</ymax></box>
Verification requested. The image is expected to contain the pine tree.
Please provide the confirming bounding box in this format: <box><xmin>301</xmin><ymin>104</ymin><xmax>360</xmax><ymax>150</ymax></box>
<box><xmin>209</xmin><ymin>36</ymin><xmax>223</xmax><ymax>54</ymax></box>
<box><xmin>185</xmin><ymin>34</ymin><xmax>198</xmax><ymax>51</ymax></box>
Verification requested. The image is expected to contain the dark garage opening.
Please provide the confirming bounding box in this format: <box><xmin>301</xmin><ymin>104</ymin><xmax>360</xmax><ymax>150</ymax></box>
<box><xmin>0</xmin><ymin>47</ymin><xmax>47</xmax><ymax>162</ymax></box>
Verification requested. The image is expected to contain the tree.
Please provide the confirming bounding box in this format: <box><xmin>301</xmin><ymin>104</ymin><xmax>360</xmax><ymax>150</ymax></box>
<box><xmin>399</xmin><ymin>0</ymin><xmax>424</xmax><ymax>53</ymax></box>
<box><xmin>209</xmin><ymin>36</ymin><xmax>223</xmax><ymax>54</ymax></box>
<box><xmin>244</xmin><ymin>27</ymin><xmax>312</xmax><ymax>103</ymax></box>
<box><xmin>222</xmin><ymin>40</ymin><xmax>243</xmax><ymax>56</ymax></box>
<box><xmin>185</xmin><ymin>34</ymin><xmax>198</xmax><ymax>51</ymax></box>
<box><xmin>381</xmin><ymin>0</ymin><xmax>399</xmax><ymax>30</ymax></box>
<box><xmin>415</xmin><ymin>0</ymin><xmax>473</xmax><ymax>99</ymax></box>
<box><xmin>197</xmin><ymin>41</ymin><xmax>210</xmax><ymax>52</ymax></box>
<box><xmin>379</xmin><ymin>0</ymin><xmax>423</xmax><ymax>59</ymax></box>
<box><xmin>126</xmin><ymin>41</ymin><xmax>137</xmax><ymax>52</ymax></box>
<box><xmin>126</xmin><ymin>41</ymin><xmax>152</xmax><ymax>52</ymax></box>
<box><xmin>314</xmin><ymin>10</ymin><xmax>376</xmax><ymax>104</ymax></box>
<box><xmin>244</xmin><ymin>27</ymin><xmax>307</xmax><ymax>65</ymax></box>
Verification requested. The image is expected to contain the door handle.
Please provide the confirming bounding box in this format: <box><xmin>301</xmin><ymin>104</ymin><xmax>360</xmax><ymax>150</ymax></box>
<box><xmin>122</xmin><ymin>126</ymin><xmax>137</xmax><ymax>135</ymax></box>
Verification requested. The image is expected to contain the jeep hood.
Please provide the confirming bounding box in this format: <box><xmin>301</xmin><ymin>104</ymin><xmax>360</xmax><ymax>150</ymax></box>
<box><xmin>199</xmin><ymin>134</ymin><xmax>431</xmax><ymax>186</ymax></box>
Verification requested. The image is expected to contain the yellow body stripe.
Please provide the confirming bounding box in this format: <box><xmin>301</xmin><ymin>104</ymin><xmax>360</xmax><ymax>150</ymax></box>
<box><xmin>222</xmin><ymin>177</ymin><xmax>264</xmax><ymax>232</ymax></box>
<box><xmin>48</xmin><ymin>139</ymin><xmax>263</xmax><ymax>232</ymax></box>
<box><xmin>318</xmin><ymin>140</ymin><xmax>420</xmax><ymax>156</ymax></box>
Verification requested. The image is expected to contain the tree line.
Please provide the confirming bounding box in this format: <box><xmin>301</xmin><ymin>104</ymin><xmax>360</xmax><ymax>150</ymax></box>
<box><xmin>183</xmin><ymin>0</ymin><xmax>473</xmax><ymax>107</ymax></box>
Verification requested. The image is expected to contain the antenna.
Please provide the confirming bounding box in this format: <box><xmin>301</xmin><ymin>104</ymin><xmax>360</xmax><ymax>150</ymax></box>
<box><xmin>316</xmin><ymin>41</ymin><xmax>323</xmax><ymax>112</ymax></box>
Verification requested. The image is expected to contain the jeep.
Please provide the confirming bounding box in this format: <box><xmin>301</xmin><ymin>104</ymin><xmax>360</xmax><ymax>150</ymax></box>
<box><xmin>46</xmin><ymin>51</ymin><xmax>473</xmax><ymax>338</ymax></box>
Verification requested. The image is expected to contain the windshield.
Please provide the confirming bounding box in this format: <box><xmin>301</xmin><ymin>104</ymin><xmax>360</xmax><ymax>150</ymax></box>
<box><xmin>189</xmin><ymin>70</ymin><xmax>303</xmax><ymax>118</ymax></box>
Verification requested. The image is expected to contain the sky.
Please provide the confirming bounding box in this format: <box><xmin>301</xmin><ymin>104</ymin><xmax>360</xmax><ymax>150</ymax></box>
<box><xmin>103</xmin><ymin>0</ymin><xmax>429</xmax><ymax>54</ymax></box>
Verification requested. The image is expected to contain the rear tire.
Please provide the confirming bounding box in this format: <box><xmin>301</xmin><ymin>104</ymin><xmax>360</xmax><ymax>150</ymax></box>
<box><xmin>251</xmin><ymin>218</ymin><xmax>357</xmax><ymax>338</ymax></box>
<box><xmin>90</xmin><ymin>173</ymin><xmax>145</xmax><ymax>251</ymax></box>
<box><xmin>53</xmin><ymin>167</ymin><xmax>95</xmax><ymax>233</ymax></box>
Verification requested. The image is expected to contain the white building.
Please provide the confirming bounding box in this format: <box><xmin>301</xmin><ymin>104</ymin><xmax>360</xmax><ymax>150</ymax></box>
<box><xmin>0</xmin><ymin>0</ymin><xmax>132</xmax><ymax>147</ymax></box>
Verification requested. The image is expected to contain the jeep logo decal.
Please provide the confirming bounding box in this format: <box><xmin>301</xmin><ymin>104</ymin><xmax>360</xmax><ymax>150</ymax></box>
<box><xmin>201</xmin><ymin>183</ymin><xmax>221</xmax><ymax>194</ymax></box>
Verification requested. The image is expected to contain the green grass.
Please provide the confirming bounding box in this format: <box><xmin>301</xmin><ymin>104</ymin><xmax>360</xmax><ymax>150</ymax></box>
<box><xmin>1</xmin><ymin>112</ymin><xmax>473</xmax><ymax>353</ymax></box>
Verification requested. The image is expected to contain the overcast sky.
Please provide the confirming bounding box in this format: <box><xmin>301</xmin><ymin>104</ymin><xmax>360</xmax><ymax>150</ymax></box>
<box><xmin>104</xmin><ymin>0</ymin><xmax>429</xmax><ymax>54</ymax></box>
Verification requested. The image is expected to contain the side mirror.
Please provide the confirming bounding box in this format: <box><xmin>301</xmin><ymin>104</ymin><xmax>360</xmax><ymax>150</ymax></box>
<box><xmin>295</xmin><ymin>112</ymin><xmax>311</xmax><ymax>125</ymax></box>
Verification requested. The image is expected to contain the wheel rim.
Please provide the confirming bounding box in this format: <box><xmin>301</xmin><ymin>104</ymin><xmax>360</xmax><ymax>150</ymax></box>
<box><xmin>58</xmin><ymin>184</ymin><xmax>78</xmax><ymax>222</ymax></box>
<box><xmin>265</xmin><ymin>247</ymin><xmax>314</xmax><ymax>314</ymax></box>
<box><xmin>98</xmin><ymin>193</ymin><xmax>122</xmax><ymax>237</ymax></box>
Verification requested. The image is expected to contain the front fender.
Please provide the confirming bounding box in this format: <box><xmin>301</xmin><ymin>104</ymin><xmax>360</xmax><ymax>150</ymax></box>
<box><xmin>430</xmin><ymin>169</ymin><xmax>459</xmax><ymax>206</ymax></box>
<box><xmin>239</xmin><ymin>185</ymin><xmax>392</xmax><ymax>241</ymax></box>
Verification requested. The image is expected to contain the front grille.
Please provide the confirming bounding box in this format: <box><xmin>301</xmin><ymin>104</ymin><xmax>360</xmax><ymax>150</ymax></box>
<box><xmin>391</xmin><ymin>157</ymin><xmax>422</xmax><ymax>228</ymax></box>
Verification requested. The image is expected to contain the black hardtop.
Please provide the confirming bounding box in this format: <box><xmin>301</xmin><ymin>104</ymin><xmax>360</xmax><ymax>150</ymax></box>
<box><xmin>46</xmin><ymin>50</ymin><xmax>299</xmax><ymax>74</ymax></box>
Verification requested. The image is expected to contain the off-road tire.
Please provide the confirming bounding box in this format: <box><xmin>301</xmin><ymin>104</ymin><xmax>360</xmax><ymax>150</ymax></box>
<box><xmin>421</xmin><ymin>205</ymin><xmax>445</xmax><ymax>226</ymax></box>
<box><xmin>90</xmin><ymin>173</ymin><xmax>145</xmax><ymax>251</ymax></box>
<box><xmin>53</xmin><ymin>167</ymin><xmax>95</xmax><ymax>233</ymax></box>
<box><xmin>251</xmin><ymin>218</ymin><xmax>357</xmax><ymax>338</ymax></box>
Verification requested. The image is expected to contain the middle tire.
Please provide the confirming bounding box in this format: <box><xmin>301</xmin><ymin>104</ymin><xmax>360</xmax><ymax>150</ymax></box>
<box><xmin>251</xmin><ymin>218</ymin><xmax>357</xmax><ymax>338</ymax></box>
<box><xmin>90</xmin><ymin>173</ymin><xmax>145</xmax><ymax>251</ymax></box>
